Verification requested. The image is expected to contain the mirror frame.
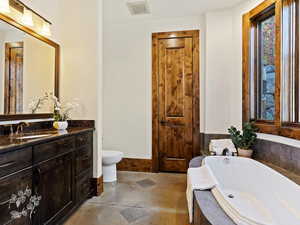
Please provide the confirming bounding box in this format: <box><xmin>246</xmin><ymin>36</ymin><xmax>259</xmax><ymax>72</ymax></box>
<box><xmin>0</xmin><ymin>11</ymin><xmax>60</xmax><ymax>121</ymax></box>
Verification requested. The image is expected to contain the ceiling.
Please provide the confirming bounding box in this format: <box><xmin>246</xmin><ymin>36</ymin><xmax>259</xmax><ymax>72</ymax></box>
<box><xmin>104</xmin><ymin>0</ymin><xmax>246</xmax><ymax>22</ymax></box>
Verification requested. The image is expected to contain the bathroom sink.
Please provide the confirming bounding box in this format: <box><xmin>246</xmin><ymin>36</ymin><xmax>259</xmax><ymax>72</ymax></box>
<box><xmin>15</xmin><ymin>134</ymin><xmax>53</xmax><ymax>140</ymax></box>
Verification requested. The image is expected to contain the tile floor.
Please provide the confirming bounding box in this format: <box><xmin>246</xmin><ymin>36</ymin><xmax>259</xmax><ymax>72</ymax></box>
<box><xmin>64</xmin><ymin>171</ymin><xmax>189</xmax><ymax>225</ymax></box>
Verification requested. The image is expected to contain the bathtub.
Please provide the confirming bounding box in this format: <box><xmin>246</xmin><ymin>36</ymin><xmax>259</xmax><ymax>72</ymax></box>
<box><xmin>203</xmin><ymin>156</ymin><xmax>300</xmax><ymax>225</ymax></box>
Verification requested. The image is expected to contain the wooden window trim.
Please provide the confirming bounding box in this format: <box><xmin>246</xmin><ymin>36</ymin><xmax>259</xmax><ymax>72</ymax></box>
<box><xmin>243</xmin><ymin>0</ymin><xmax>300</xmax><ymax>139</ymax></box>
<box><xmin>243</xmin><ymin>0</ymin><xmax>281</xmax><ymax>126</ymax></box>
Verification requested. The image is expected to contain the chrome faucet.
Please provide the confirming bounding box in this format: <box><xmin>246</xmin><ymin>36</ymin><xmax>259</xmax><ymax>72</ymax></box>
<box><xmin>222</xmin><ymin>148</ymin><xmax>231</xmax><ymax>156</ymax></box>
<box><xmin>15</xmin><ymin>122</ymin><xmax>30</xmax><ymax>135</ymax></box>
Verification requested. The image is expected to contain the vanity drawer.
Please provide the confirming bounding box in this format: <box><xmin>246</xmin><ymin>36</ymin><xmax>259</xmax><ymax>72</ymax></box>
<box><xmin>33</xmin><ymin>137</ymin><xmax>75</xmax><ymax>163</ymax></box>
<box><xmin>76</xmin><ymin>146</ymin><xmax>92</xmax><ymax>176</ymax></box>
<box><xmin>0</xmin><ymin>147</ymin><xmax>32</xmax><ymax>178</ymax></box>
<box><xmin>76</xmin><ymin>132</ymin><xmax>92</xmax><ymax>148</ymax></box>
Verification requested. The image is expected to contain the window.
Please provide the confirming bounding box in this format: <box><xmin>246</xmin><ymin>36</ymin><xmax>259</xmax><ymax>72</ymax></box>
<box><xmin>253</xmin><ymin>13</ymin><xmax>276</xmax><ymax>121</ymax></box>
<box><xmin>282</xmin><ymin>0</ymin><xmax>299</xmax><ymax>123</ymax></box>
<box><xmin>243</xmin><ymin>0</ymin><xmax>300</xmax><ymax>138</ymax></box>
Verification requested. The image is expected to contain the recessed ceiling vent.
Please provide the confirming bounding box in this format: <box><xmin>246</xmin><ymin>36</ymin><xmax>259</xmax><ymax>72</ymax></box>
<box><xmin>126</xmin><ymin>0</ymin><xmax>150</xmax><ymax>15</ymax></box>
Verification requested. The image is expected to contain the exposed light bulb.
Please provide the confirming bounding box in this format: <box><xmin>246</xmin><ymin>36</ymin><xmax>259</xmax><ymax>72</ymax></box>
<box><xmin>40</xmin><ymin>22</ymin><xmax>51</xmax><ymax>36</ymax></box>
<box><xmin>21</xmin><ymin>8</ymin><xmax>33</xmax><ymax>26</ymax></box>
<box><xmin>0</xmin><ymin>0</ymin><xmax>10</xmax><ymax>13</ymax></box>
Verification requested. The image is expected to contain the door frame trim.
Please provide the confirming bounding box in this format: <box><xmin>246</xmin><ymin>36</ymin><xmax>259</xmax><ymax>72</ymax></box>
<box><xmin>152</xmin><ymin>30</ymin><xmax>200</xmax><ymax>173</ymax></box>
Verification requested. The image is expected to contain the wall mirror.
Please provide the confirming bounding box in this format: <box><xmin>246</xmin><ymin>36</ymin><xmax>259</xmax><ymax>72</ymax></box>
<box><xmin>0</xmin><ymin>10</ymin><xmax>59</xmax><ymax>121</ymax></box>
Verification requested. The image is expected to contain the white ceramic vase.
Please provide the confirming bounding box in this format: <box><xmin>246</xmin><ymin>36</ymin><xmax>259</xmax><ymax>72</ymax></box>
<box><xmin>53</xmin><ymin>121</ymin><xmax>68</xmax><ymax>130</ymax></box>
<box><xmin>238</xmin><ymin>148</ymin><xmax>253</xmax><ymax>158</ymax></box>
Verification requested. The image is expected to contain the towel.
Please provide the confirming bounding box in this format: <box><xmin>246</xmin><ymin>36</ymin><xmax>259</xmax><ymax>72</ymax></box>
<box><xmin>209</xmin><ymin>139</ymin><xmax>237</xmax><ymax>156</ymax></box>
<box><xmin>186</xmin><ymin>166</ymin><xmax>217</xmax><ymax>223</ymax></box>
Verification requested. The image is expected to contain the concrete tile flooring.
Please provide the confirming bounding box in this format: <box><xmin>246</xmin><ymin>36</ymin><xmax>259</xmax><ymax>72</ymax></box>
<box><xmin>64</xmin><ymin>171</ymin><xmax>189</xmax><ymax>225</ymax></box>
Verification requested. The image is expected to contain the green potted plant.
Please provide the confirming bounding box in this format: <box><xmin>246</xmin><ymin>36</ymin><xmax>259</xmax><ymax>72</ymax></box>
<box><xmin>228</xmin><ymin>122</ymin><xmax>258</xmax><ymax>158</ymax></box>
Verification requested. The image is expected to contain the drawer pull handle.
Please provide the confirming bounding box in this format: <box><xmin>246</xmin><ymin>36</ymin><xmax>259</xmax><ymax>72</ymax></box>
<box><xmin>0</xmin><ymin>161</ymin><xmax>16</xmax><ymax>168</ymax></box>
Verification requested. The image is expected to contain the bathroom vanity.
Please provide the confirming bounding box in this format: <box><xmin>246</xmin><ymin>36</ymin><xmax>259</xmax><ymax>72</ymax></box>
<box><xmin>0</xmin><ymin>124</ymin><xmax>94</xmax><ymax>225</ymax></box>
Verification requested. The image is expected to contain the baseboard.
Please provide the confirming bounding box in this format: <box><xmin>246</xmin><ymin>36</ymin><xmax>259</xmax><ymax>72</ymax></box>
<box><xmin>117</xmin><ymin>158</ymin><xmax>152</xmax><ymax>172</ymax></box>
<box><xmin>91</xmin><ymin>176</ymin><xmax>103</xmax><ymax>196</ymax></box>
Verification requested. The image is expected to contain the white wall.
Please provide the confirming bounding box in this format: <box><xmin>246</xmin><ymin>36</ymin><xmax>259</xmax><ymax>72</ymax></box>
<box><xmin>103</xmin><ymin>15</ymin><xmax>205</xmax><ymax>159</ymax></box>
<box><xmin>57</xmin><ymin>0</ymin><xmax>103</xmax><ymax>178</ymax></box>
<box><xmin>202</xmin><ymin>0</ymin><xmax>269</xmax><ymax>135</ymax></box>
<box><xmin>23</xmin><ymin>35</ymin><xmax>55</xmax><ymax>113</ymax></box>
<box><xmin>0</xmin><ymin>31</ymin><xmax>55</xmax><ymax>113</ymax></box>
<box><xmin>204</xmin><ymin>10</ymin><xmax>235</xmax><ymax>134</ymax></box>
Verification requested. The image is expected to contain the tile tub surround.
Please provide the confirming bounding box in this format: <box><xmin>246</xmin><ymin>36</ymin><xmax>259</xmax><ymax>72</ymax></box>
<box><xmin>201</xmin><ymin>133</ymin><xmax>300</xmax><ymax>176</ymax></box>
<box><xmin>253</xmin><ymin>138</ymin><xmax>300</xmax><ymax>174</ymax></box>
<box><xmin>64</xmin><ymin>171</ymin><xmax>189</xmax><ymax>225</ymax></box>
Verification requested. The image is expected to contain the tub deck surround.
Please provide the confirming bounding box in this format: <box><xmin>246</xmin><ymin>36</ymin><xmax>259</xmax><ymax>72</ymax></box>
<box><xmin>0</xmin><ymin>120</ymin><xmax>95</xmax><ymax>225</ymax></box>
<box><xmin>190</xmin><ymin>157</ymin><xmax>300</xmax><ymax>225</ymax></box>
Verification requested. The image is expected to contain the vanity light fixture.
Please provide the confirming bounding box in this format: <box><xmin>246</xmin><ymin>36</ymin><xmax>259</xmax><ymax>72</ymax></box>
<box><xmin>0</xmin><ymin>0</ymin><xmax>10</xmax><ymax>13</ymax></box>
<box><xmin>21</xmin><ymin>8</ymin><xmax>33</xmax><ymax>26</ymax></box>
<box><xmin>40</xmin><ymin>21</ymin><xmax>51</xmax><ymax>36</ymax></box>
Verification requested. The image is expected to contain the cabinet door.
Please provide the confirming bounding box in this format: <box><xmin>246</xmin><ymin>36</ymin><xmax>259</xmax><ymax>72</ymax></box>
<box><xmin>36</xmin><ymin>153</ymin><xmax>74</xmax><ymax>225</ymax></box>
<box><xmin>0</xmin><ymin>168</ymin><xmax>33</xmax><ymax>225</ymax></box>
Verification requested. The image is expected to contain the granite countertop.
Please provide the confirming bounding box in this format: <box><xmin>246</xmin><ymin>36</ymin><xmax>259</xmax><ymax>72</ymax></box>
<box><xmin>0</xmin><ymin>127</ymin><xmax>94</xmax><ymax>153</ymax></box>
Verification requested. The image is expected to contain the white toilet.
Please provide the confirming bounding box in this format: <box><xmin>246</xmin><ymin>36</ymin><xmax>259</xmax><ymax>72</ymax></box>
<box><xmin>102</xmin><ymin>150</ymin><xmax>123</xmax><ymax>182</ymax></box>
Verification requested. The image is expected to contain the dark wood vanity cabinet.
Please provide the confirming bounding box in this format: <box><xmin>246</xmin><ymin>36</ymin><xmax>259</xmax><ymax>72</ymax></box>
<box><xmin>35</xmin><ymin>152</ymin><xmax>74</xmax><ymax>225</ymax></box>
<box><xmin>0</xmin><ymin>130</ymin><xmax>94</xmax><ymax>225</ymax></box>
<box><xmin>0</xmin><ymin>168</ymin><xmax>33</xmax><ymax>225</ymax></box>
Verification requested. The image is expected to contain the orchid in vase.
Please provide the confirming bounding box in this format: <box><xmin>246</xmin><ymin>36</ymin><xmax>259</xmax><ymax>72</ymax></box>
<box><xmin>28</xmin><ymin>93</ymin><xmax>79</xmax><ymax>130</ymax></box>
<box><xmin>49</xmin><ymin>94</ymin><xmax>79</xmax><ymax>130</ymax></box>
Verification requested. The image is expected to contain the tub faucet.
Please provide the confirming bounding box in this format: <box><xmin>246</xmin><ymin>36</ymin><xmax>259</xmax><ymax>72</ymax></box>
<box><xmin>222</xmin><ymin>148</ymin><xmax>230</xmax><ymax>156</ymax></box>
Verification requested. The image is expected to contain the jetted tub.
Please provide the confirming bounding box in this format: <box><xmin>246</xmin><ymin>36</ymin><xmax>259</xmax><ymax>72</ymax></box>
<box><xmin>203</xmin><ymin>156</ymin><xmax>300</xmax><ymax>225</ymax></box>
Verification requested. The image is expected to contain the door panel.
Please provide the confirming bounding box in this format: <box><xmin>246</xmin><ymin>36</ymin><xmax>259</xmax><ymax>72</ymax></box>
<box><xmin>0</xmin><ymin>168</ymin><xmax>33</xmax><ymax>225</ymax></box>
<box><xmin>4</xmin><ymin>42</ymin><xmax>24</xmax><ymax>114</ymax></box>
<box><xmin>36</xmin><ymin>153</ymin><xmax>74</xmax><ymax>225</ymax></box>
<box><xmin>157</xmin><ymin>35</ymin><xmax>194</xmax><ymax>172</ymax></box>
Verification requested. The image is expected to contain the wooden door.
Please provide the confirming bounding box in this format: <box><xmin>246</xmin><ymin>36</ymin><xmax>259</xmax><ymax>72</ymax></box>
<box><xmin>35</xmin><ymin>153</ymin><xmax>74</xmax><ymax>225</ymax></box>
<box><xmin>4</xmin><ymin>42</ymin><xmax>24</xmax><ymax>114</ymax></box>
<box><xmin>152</xmin><ymin>30</ymin><xmax>200</xmax><ymax>173</ymax></box>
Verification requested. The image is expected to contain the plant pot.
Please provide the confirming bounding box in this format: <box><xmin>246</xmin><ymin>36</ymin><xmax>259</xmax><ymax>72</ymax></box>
<box><xmin>53</xmin><ymin>121</ymin><xmax>68</xmax><ymax>130</ymax></box>
<box><xmin>238</xmin><ymin>148</ymin><xmax>253</xmax><ymax>158</ymax></box>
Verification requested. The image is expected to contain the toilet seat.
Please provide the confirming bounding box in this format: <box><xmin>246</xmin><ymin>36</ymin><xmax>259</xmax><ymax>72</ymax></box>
<box><xmin>102</xmin><ymin>151</ymin><xmax>123</xmax><ymax>165</ymax></box>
